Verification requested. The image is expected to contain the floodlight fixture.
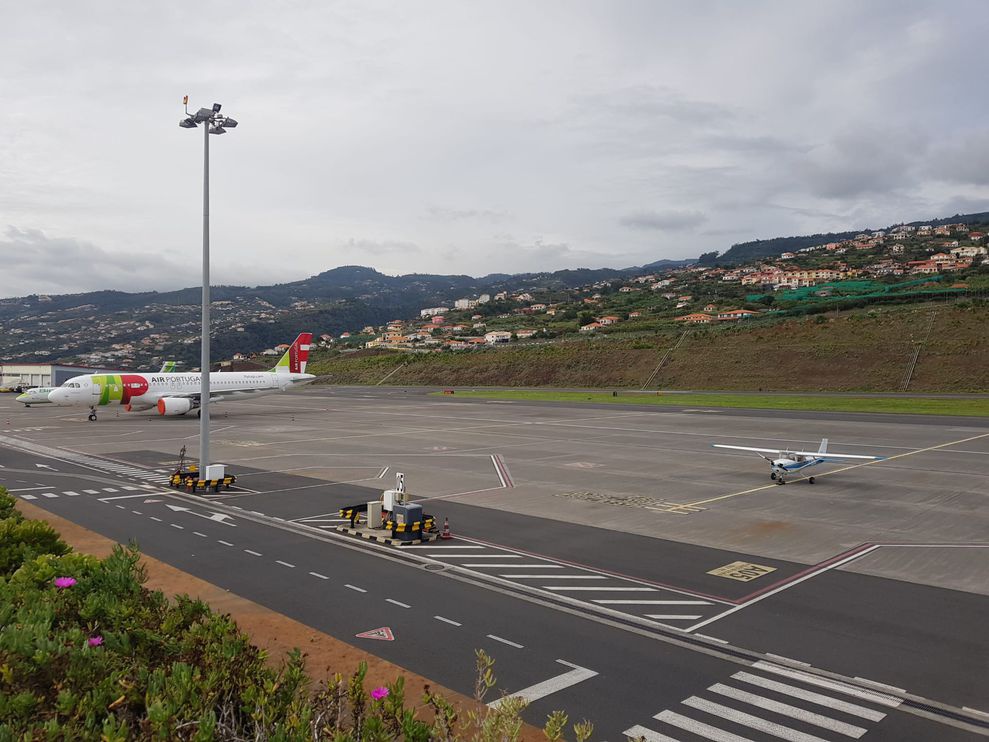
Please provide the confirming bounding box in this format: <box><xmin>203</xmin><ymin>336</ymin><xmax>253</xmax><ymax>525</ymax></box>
<box><xmin>194</xmin><ymin>107</ymin><xmax>213</xmax><ymax>123</ymax></box>
<box><xmin>179</xmin><ymin>117</ymin><xmax>198</xmax><ymax>128</ymax></box>
<box><xmin>208</xmin><ymin>126</ymin><xmax>226</xmax><ymax>135</ymax></box>
<box><xmin>212</xmin><ymin>102</ymin><xmax>222</xmax><ymax>113</ymax></box>
<box><xmin>222</xmin><ymin>117</ymin><xmax>238</xmax><ymax>128</ymax></box>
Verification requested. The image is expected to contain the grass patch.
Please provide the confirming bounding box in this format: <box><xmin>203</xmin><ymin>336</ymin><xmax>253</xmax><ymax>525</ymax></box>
<box><xmin>443</xmin><ymin>390</ymin><xmax>989</xmax><ymax>416</ymax></box>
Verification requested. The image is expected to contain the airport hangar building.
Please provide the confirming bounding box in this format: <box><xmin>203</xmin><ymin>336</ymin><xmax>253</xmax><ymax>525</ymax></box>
<box><xmin>0</xmin><ymin>363</ymin><xmax>119</xmax><ymax>389</ymax></box>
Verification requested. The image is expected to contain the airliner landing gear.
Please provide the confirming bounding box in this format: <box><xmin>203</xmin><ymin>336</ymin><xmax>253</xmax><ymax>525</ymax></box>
<box><xmin>88</xmin><ymin>407</ymin><xmax>97</xmax><ymax>422</ymax></box>
<box><xmin>808</xmin><ymin>476</ymin><xmax>816</xmax><ymax>484</ymax></box>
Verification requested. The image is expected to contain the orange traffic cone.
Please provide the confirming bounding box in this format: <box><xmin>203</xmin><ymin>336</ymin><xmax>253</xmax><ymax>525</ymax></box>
<box><xmin>440</xmin><ymin>517</ymin><xmax>452</xmax><ymax>540</ymax></box>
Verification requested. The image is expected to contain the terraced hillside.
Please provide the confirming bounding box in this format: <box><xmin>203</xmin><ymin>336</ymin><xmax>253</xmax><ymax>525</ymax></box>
<box><xmin>309</xmin><ymin>302</ymin><xmax>989</xmax><ymax>392</ymax></box>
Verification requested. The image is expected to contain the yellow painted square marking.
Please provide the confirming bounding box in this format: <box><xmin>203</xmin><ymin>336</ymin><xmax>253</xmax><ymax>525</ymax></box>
<box><xmin>708</xmin><ymin>561</ymin><xmax>777</xmax><ymax>582</ymax></box>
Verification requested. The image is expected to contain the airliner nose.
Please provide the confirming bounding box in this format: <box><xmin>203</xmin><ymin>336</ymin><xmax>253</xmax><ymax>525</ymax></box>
<box><xmin>48</xmin><ymin>389</ymin><xmax>67</xmax><ymax>405</ymax></box>
<box><xmin>15</xmin><ymin>393</ymin><xmax>29</xmax><ymax>403</ymax></box>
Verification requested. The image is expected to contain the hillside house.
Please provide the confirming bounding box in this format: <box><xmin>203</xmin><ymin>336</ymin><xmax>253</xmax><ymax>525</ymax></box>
<box><xmin>675</xmin><ymin>313</ymin><xmax>714</xmax><ymax>324</ymax></box>
<box><xmin>717</xmin><ymin>309</ymin><xmax>760</xmax><ymax>321</ymax></box>
<box><xmin>515</xmin><ymin>329</ymin><xmax>538</xmax><ymax>338</ymax></box>
<box><xmin>598</xmin><ymin>315</ymin><xmax>620</xmax><ymax>326</ymax></box>
<box><xmin>580</xmin><ymin>322</ymin><xmax>601</xmax><ymax>332</ymax></box>
<box><xmin>628</xmin><ymin>311</ymin><xmax>642</xmax><ymax>318</ymax></box>
<box><xmin>484</xmin><ymin>331</ymin><xmax>512</xmax><ymax>344</ymax></box>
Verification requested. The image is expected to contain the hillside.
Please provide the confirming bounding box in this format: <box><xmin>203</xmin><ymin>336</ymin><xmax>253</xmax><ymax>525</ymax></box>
<box><xmin>309</xmin><ymin>303</ymin><xmax>989</xmax><ymax>392</ymax></box>
<box><xmin>716</xmin><ymin>210</ymin><xmax>989</xmax><ymax>264</ymax></box>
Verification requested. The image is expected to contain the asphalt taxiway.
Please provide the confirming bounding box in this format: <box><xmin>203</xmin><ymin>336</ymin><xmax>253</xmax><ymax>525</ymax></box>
<box><xmin>2</xmin><ymin>388</ymin><xmax>987</xmax><ymax>740</ymax></box>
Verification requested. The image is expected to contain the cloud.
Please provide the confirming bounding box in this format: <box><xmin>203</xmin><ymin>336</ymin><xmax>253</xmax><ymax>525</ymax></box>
<box><xmin>0</xmin><ymin>226</ymin><xmax>188</xmax><ymax>297</ymax></box>
<box><xmin>340</xmin><ymin>238</ymin><xmax>421</xmax><ymax>255</ymax></box>
<box><xmin>620</xmin><ymin>210</ymin><xmax>707</xmax><ymax>231</ymax></box>
<box><xmin>425</xmin><ymin>206</ymin><xmax>509</xmax><ymax>223</ymax></box>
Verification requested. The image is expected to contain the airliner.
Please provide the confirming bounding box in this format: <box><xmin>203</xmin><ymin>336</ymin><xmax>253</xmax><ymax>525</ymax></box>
<box><xmin>48</xmin><ymin>333</ymin><xmax>315</xmax><ymax>420</ymax></box>
<box><xmin>16</xmin><ymin>361</ymin><xmax>182</xmax><ymax>407</ymax></box>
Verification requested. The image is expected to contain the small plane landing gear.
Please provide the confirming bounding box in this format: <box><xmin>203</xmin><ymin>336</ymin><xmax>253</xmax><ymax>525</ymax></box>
<box><xmin>88</xmin><ymin>407</ymin><xmax>97</xmax><ymax>422</ymax></box>
<box><xmin>776</xmin><ymin>478</ymin><xmax>786</xmax><ymax>485</ymax></box>
<box><xmin>808</xmin><ymin>476</ymin><xmax>816</xmax><ymax>484</ymax></box>
<box><xmin>770</xmin><ymin>472</ymin><xmax>777</xmax><ymax>480</ymax></box>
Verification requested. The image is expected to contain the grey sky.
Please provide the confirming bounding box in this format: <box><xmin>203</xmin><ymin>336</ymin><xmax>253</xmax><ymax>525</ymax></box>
<box><xmin>3</xmin><ymin>0</ymin><xmax>989</xmax><ymax>297</ymax></box>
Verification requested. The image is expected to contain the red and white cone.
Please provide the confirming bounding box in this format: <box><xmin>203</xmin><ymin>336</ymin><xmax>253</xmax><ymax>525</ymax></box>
<box><xmin>440</xmin><ymin>517</ymin><xmax>452</xmax><ymax>540</ymax></box>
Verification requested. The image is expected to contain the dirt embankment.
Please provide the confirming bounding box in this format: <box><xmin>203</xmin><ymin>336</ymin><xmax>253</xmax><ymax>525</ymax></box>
<box><xmin>311</xmin><ymin>304</ymin><xmax>989</xmax><ymax>392</ymax></box>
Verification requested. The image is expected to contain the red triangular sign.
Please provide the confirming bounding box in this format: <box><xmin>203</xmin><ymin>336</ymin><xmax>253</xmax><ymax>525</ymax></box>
<box><xmin>355</xmin><ymin>626</ymin><xmax>395</xmax><ymax>641</ymax></box>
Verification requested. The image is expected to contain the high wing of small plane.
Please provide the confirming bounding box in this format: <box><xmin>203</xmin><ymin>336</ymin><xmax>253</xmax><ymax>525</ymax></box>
<box><xmin>712</xmin><ymin>438</ymin><xmax>885</xmax><ymax>484</ymax></box>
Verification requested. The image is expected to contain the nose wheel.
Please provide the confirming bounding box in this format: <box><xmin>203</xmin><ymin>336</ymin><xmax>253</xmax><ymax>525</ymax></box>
<box><xmin>808</xmin><ymin>476</ymin><xmax>815</xmax><ymax>484</ymax></box>
<box><xmin>88</xmin><ymin>407</ymin><xmax>97</xmax><ymax>422</ymax></box>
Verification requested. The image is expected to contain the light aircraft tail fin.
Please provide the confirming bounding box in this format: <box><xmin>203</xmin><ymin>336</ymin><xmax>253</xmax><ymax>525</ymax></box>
<box><xmin>818</xmin><ymin>438</ymin><xmax>829</xmax><ymax>455</ymax></box>
<box><xmin>271</xmin><ymin>332</ymin><xmax>312</xmax><ymax>374</ymax></box>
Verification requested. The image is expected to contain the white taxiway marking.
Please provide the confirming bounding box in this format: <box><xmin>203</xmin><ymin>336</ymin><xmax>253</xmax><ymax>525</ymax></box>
<box><xmin>7</xmin><ymin>485</ymin><xmax>54</xmax><ymax>492</ymax></box>
<box><xmin>345</xmin><ymin>584</ymin><xmax>367</xmax><ymax>593</ymax></box>
<box><xmin>193</xmin><ymin>532</ymin><xmax>207</xmax><ymax>538</ymax></box>
<box><xmin>386</xmin><ymin>599</ymin><xmax>411</xmax><ymax>608</ymax></box>
<box><xmin>170</xmin><ymin>524</ymin><xmax>183</xmax><ymax>530</ymax></box>
<box><xmin>401</xmin><ymin>544</ymin><xmax>483</xmax><ymax>549</ymax></box>
<box><xmin>309</xmin><ymin>571</ymin><xmax>328</xmax><ymax>579</ymax></box>
<box><xmin>732</xmin><ymin>671</ymin><xmax>885</xmax><ymax>721</ymax></box>
<box><xmin>545</xmin><ymin>586</ymin><xmax>656</xmax><ymax>592</ymax></box>
<box><xmin>150</xmin><ymin>516</ymin><xmax>162</xmax><ymax>522</ymax></box>
<box><xmin>463</xmin><ymin>563</ymin><xmax>564</xmax><ymax>568</ymax></box>
<box><xmin>82</xmin><ymin>489</ymin><xmax>100</xmax><ymax>494</ymax></box>
<box><xmin>41</xmin><ymin>492</ymin><xmax>59</xmax><ymax>498</ymax></box>
<box><xmin>486</xmin><ymin>634</ymin><xmax>524</xmax><ymax>649</ymax></box>
<box><xmin>683</xmin><ymin>695</ymin><xmax>831</xmax><ymax>742</ymax></box>
<box><xmin>751</xmin><ymin>662</ymin><xmax>901</xmax><ymax>708</ymax></box>
<box><xmin>64</xmin><ymin>491</ymin><xmax>81</xmax><ymax>497</ymax></box>
<box><xmin>655</xmin><ymin>708</ymin><xmax>757</xmax><ymax>741</ymax></box>
<box><xmin>428</xmin><ymin>553</ymin><xmax>521</xmax><ymax>558</ymax></box>
<box><xmin>218</xmin><ymin>540</ymin><xmax>234</xmax><ymax>547</ymax></box>
<box><xmin>244</xmin><ymin>549</ymin><xmax>262</xmax><ymax>557</ymax></box>
<box><xmin>645</xmin><ymin>614</ymin><xmax>702</xmax><ymax>620</ymax></box>
<box><xmin>622</xmin><ymin>724</ymin><xmax>680</xmax><ymax>742</ymax></box>
<box><xmin>131</xmin><ymin>510</ymin><xmax>142</xmax><ymax>515</ymax></box>
<box><xmin>499</xmin><ymin>574</ymin><xmax>607</xmax><ymax>579</ymax></box>
<box><xmin>695</xmin><ymin>634</ymin><xmax>728</xmax><ymax>644</ymax></box>
<box><xmin>767</xmin><ymin>654</ymin><xmax>810</xmax><ymax>667</ymax></box>
<box><xmin>434</xmin><ymin>615</ymin><xmax>461</xmax><ymax>626</ymax></box>
<box><xmin>488</xmin><ymin>659</ymin><xmax>597</xmax><ymax>709</ymax></box>
<box><xmin>102</xmin><ymin>488</ymin><xmax>118</xmax><ymax>492</ymax></box>
<box><xmin>709</xmin><ymin>683</ymin><xmax>867</xmax><ymax>737</ymax></box>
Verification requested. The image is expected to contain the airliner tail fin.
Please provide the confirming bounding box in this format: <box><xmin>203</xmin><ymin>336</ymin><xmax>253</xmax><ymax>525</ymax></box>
<box><xmin>271</xmin><ymin>332</ymin><xmax>312</xmax><ymax>374</ymax></box>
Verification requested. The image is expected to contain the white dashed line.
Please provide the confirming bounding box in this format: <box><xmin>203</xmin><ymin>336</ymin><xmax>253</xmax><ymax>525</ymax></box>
<box><xmin>102</xmin><ymin>488</ymin><xmax>118</xmax><ymax>493</ymax></box>
<box><xmin>63</xmin><ymin>491</ymin><xmax>80</xmax><ymax>497</ymax></box>
<box><xmin>150</xmin><ymin>517</ymin><xmax>162</xmax><ymax>522</ymax></box>
<box><xmin>83</xmin><ymin>489</ymin><xmax>99</xmax><ymax>494</ymax></box>
<box><xmin>193</xmin><ymin>531</ymin><xmax>207</xmax><ymax>538</ymax></box>
<box><xmin>434</xmin><ymin>615</ymin><xmax>461</xmax><ymax>627</ymax></box>
<box><xmin>42</xmin><ymin>492</ymin><xmax>58</xmax><ymax>498</ymax></box>
<box><xmin>115</xmin><ymin>505</ymin><xmax>125</xmax><ymax>509</ymax></box>
<box><xmin>344</xmin><ymin>584</ymin><xmax>367</xmax><ymax>593</ymax></box>
<box><xmin>276</xmin><ymin>560</ymin><xmax>296</xmax><ymax>568</ymax></box>
<box><xmin>309</xmin><ymin>571</ymin><xmax>329</xmax><ymax>580</ymax></box>
<box><xmin>386</xmin><ymin>598</ymin><xmax>411</xmax><ymax>608</ymax></box>
<box><xmin>132</xmin><ymin>510</ymin><xmax>142</xmax><ymax>515</ymax></box>
<box><xmin>486</xmin><ymin>634</ymin><xmax>524</xmax><ymax>649</ymax></box>
<box><xmin>218</xmin><ymin>540</ymin><xmax>234</xmax><ymax>547</ymax></box>
<box><xmin>244</xmin><ymin>549</ymin><xmax>262</xmax><ymax>557</ymax></box>
<box><xmin>170</xmin><ymin>524</ymin><xmax>184</xmax><ymax>530</ymax></box>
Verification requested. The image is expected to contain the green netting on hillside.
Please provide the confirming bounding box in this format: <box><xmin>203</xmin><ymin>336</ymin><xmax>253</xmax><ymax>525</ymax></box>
<box><xmin>746</xmin><ymin>275</ymin><xmax>947</xmax><ymax>303</ymax></box>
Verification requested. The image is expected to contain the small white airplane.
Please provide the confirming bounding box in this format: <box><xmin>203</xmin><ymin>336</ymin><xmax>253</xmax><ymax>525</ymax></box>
<box><xmin>48</xmin><ymin>333</ymin><xmax>315</xmax><ymax>420</ymax></box>
<box><xmin>712</xmin><ymin>438</ymin><xmax>885</xmax><ymax>484</ymax></box>
<box><xmin>16</xmin><ymin>361</ymin><xmax>182</xmax><ymax>407</ymax></box>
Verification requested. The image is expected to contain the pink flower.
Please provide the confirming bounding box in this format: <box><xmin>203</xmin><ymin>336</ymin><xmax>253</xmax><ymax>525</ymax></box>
<box><xmin>54</xmin><ymin>577</ymin><xmax>77</xmax><ymax>589</ymax></box>
<box><xmin>370</xmin><ymin>687</ymin><xmax>389</xmax><ymax>701</ymax></box>
<box><xmin>88</xmin><ymin>636</ymin><xmax>104</xmax><ymax>647</ymax></box>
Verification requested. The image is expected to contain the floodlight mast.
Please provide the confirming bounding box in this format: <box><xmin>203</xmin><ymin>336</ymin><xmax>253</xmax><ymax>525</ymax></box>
<box><xmin>178</xmin><ymin>96</ymin><xmax>237</xmax><ymax>477</ymax></box>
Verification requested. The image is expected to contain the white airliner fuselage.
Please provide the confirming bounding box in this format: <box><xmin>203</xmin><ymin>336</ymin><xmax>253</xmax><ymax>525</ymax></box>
<box><xmin>48</xmin><ymin>333</ymin><xmax>315</xmax><ymax>420</ymax></box>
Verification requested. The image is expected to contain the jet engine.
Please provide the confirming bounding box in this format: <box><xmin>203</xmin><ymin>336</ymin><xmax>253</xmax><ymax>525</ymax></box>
<box><xmin>157</xmin><ymin>397</ymin><xmax>195</xmax><ymax>416</ymax></box>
